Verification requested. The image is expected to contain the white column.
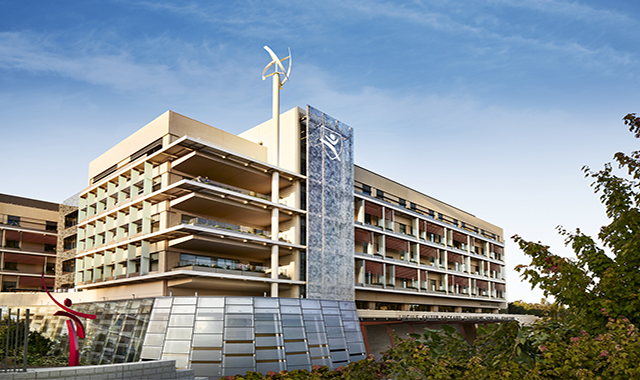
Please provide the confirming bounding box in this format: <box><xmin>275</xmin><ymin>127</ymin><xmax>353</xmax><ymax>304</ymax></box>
<box><xmin>272</xmin><ymin>73</ymin><xmax>280</xmax><ymax>166</ymax></box>
<box><xmin>271</xmin><ymin>171</ymin><xmax>280</xmax><ymax>297</ymax></box>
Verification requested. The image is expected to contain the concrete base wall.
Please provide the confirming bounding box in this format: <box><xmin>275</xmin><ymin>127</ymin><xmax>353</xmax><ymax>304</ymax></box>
<box><xmin>0</xmin><ymin>360</ymin><xmax>194</xmax><ymax>380</ymax></box>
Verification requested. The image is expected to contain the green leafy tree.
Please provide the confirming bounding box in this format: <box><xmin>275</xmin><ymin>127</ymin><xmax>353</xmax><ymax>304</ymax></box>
<box><xmin>514</xmin><ymin>113</ymin><xmax>640</xmax><ymax>331</ymax></box>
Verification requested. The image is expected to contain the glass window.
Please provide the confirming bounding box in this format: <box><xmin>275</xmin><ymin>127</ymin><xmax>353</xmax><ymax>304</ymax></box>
<box><xmin>194</xmin><ymin>320</ymin><xmax>224</xmax><ymax>334</ymax></box>
<box><xmin>163</xmin><ymin>340</ymin><xmax>191</xmax><ymax>354</ymax></box>
<box><xmin>283</xmin><ymin>327</ymin><xmax>306</xmax><ymax>340</ymax></box>
<box><xmin>168</xmin><ymin>314</ymin><xmax>194</xmax><ymax>327</ymax></box>
<box><xmin>192</xmin><ymin>334</ymin><xmax>223</xmax><ymax>348</ymax></box>
<box><xmin>5</xmin><ymin>240</ymin><xmax>19</xmax><ymax>249</ymax></box>
<box><xmin>224</xmin><ymin>314</ymin><xmax>253</xmax><ymax>327</ymax></box>
<box><xmin>7</xmin><ymin>215</ymin><xmax>20</xmax><ymax>226</ymax></box>
<box><xmin>196</xmin><ymin>256</ymin><xmax>212</xmax><ymax>267</ymax></box>
<box><xmin>255</xmin><ymin>335</ymin><xmax>284</xmax><ymax>347</ymax></box>
<box><xmin>198</xmin><ymin>298</ymin><xmax>225</xmax><ymax>308</ymax></box>
<box><xmin>46</xmin><ymin>221</ymin><xmax>57</xmax><ymax>231</ymax></box>
<box><xmin>196</xmin><ymin>309</ymin><xmax>224</xmax><ymax>321</ymax></box>
<box><xmin>223</xmin><ymin>328</ymin><xmax>254</xmax><ymax>341</ymax></box>
<box><xmin>62</xmin><ymin>259</ymin><xmax>75</xmax><ymax>273</ymax></box>
<box><xmin>255</xmin><ymin>320</ymin><xmax>282</xmax><ymax>334</ymax></box>
<box><xmin>65</xmin><ymin>211</ymin><xmax>78</xmax><ymax>228</ymax></box>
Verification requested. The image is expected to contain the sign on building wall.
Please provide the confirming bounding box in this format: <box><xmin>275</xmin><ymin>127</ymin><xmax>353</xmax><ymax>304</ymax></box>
<box><xmin>305</xmin><ymin>106</ymin><xmax>355</xmax><ymax>301</ymax></box>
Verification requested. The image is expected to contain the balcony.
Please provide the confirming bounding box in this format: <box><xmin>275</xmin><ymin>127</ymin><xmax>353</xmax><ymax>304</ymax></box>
<box><xmin>182</xmin><ymin>217</ymin><xmax>272</xmax><ymax>240</ymax></box>
<box><xmin>173</xmin><ymin>261</ymin><xmax>291</xmax><ymax>279</ymax></box>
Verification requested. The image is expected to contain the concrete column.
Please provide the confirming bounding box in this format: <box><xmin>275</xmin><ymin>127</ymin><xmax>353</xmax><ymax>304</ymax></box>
<box><xmin>126</xmin><ymin>244</ymin><xmax>137</xmax><ymax>275</ymax></box>
<box><xmin>356</xmin><ymin>199</ymin><xmax>365</xmax><ymax>223</ymax></box>
<box><xmin>143</xmin><ymin>162</ymin><xmax>153</xmax><ymax>195</ymax></box>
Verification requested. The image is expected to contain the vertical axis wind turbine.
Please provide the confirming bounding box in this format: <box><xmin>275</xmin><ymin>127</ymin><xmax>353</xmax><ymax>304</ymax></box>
<box><xmin>262</xmin><ymin>46</ymin><xmax>292</xmax><ymax>166</ymax></box>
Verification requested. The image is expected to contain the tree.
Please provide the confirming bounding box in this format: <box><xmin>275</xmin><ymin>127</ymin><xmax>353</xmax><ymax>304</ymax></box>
<box><xmin>514</xmin><ymin>113</ymin><xmax>640</xmax><ymax>331</ymax></box>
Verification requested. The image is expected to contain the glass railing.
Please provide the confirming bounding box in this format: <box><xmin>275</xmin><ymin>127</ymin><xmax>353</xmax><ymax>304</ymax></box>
<box><xmin>182</xmin><ymin>217</ymin><xmax>271</xmax><ymax>239</ymax></box>
<box><xmin>194</xmin><ymin>177</ymin><xmax>270</xmax><ymax>201</ymax></box>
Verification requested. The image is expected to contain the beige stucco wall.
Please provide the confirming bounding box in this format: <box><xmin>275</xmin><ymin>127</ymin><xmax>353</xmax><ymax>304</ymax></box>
<box><xmin>0</xmin><ymin>202</ymin><xmax>58</xmax><ymax>226</ymax></box>
<box><xmin>88</xmin><ymin>111</ymin><xmax>269</xmax><ymax>183</ymax></box>
<box><xmin>239</xmin><ymin>107</ymin><xmax>303</xmax><ymax>174</ymax></box>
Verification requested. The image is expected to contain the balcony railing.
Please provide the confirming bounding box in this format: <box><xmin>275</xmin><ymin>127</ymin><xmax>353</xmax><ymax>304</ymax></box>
<box><xmin>182</xmin><ymin>217</ymin><xmax>272</xmax><ymax>239</ymax></box>
<box><xmin>195</xmin><ymin>177</ymin><xmax>270</xmax><ymax>201</ymax></box>
<box><xmin>174</xmin><ymin>260</ymin><xmax>291</xmax><ymax>279</ymax></box>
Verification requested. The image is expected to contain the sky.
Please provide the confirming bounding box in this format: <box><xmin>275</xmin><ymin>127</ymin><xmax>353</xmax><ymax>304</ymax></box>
<box><xmin>2</xmin><ymin>0</ymin><xmax>639</xmax><ymax>303</ymax></box>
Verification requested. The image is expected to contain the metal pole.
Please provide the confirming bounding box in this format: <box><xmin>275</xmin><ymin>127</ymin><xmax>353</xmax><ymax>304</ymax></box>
<box><xmin>23</xmin><ymin>310</ymin><xmax>29</xmax><ymax>372</ymax></box>
<box><xmin>272</xmin><ymin>72</ymin><xmax>280</xmax><ymax>166</ymax></box>
<box><xmin>5</xmin><ymin>309</ymin><xmax>10</xmax><ymax>371</ymax></box>
<box><xmin>13</xmin><ymin>309</ymin><xmax>19</xmax><ymax>371</ymax></box>
<box><xmin>0</xmin><ymin>308</ymin><xmax>3</xmax><ymax>371</ymax></box>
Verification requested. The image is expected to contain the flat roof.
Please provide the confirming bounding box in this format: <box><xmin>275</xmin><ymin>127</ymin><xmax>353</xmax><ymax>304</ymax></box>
<box><xmin>0</xmin><ymin>193</ymin><xmax>59</xmax><ymax>211</ymax></box>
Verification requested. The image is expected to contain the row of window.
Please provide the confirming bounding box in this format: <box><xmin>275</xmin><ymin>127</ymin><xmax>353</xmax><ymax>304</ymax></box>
<box><xmin>1</xmin><ymin>215</ymin><xmax>58</xmax><ymax>231</ymax></box>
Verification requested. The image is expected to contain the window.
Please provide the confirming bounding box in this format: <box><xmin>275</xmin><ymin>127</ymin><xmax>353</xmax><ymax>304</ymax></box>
<box><xmin>410</xmin><ymin>202</ymin><xmax>417</xmax><ymax>211</ymax></box>
<box><xmin>362</xmin><ymin>184</ymin><xmax>371</xmax><ymax>196</ymax></box>
<box><xmin>2</xmin><ymin>282</ymin><xmax>16</xmax><ymax>292</ymax></box>
<box><xmin>398</xmin><ymin>198</ymin><xmax>406</xmax><ymax>208</ymax></box>
<box><xmin>7</xmin><ymin>215</ymin><xmax>20</xmax><ymax>226</ymax></box>
<box><xmin>5</xmin><ymin>239</ymin><xmax>19</xmax><ymax>249</ymax></box>
<box><xmin>62</xmin><ymin>259</ymin><xmax>75</xmax><ymax>273</ymax></box>
<box><xmin>44</xmin><ymin>244</ymin><xmax>56</xmax><ymax>253</ymax></box>
<box><xmin>64</xmin><ymin>235</ymin><xmax>77</xmax><ymax>251</ymax></box>
<box><xmin>46</xmin><ymin>262</ymin><xmax>55</xmax><ymax>274</ymax></box>
<box><xmin>46</xmin><ymin>221</ymin><xmax>57</xmax><ymax>231</ymax></box>
<box><xmin>4</xmin><ymin>262</ymin><xmax>18</xmax><ymax>271</ymax></box>
<box><xmin>65</xmin><ymin>211</ymin><xmax>78</xmax><ymax>228</ymax></box>
<box><xmin>376</xmin><ymin>189</ymin><xmax>384</xmax><ymax>200</ymax></box>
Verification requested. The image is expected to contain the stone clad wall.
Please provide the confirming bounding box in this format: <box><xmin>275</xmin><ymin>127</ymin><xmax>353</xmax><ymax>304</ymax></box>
<box><xmin>305</xmin><ymin>106</ymin><xmax>355</xmax><ymax>301</ymax></box>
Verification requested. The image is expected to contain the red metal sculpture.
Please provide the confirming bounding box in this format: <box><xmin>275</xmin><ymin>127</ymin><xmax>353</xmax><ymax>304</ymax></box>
<box><xmin>41</xmin><ymin>274</ymin><xmax>96</xmax><ymax>366</ymax></box>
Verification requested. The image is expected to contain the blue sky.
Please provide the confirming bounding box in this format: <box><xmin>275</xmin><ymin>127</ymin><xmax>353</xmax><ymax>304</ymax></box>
<box><xmin>2</xmin><ymin>0</ymin><xmax>639</xmax><ymax>303</ymax></box>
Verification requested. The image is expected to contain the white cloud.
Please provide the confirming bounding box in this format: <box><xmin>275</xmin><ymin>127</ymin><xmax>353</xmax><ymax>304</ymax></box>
<box><xmin>489</xmin><ymin>0</ymin><xmax>636</xmax><ymax>26</ymax></box>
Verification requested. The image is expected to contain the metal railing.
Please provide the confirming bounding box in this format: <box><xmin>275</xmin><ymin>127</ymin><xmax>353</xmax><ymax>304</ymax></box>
<box><xmin>0</xmin><ymin>308</ymin><xmax>30</xmax><ymax>373</ymax></box>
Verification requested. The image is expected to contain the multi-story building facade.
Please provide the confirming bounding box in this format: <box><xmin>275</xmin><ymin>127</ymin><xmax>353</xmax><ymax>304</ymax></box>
<box><xmin>0</xmin><ymin>194</ymin><xmax>59</xmax><ymax>292</ymax></box>
<box><xmin>0</xmin><ymin>105</ymin><xmax>506</xmax><ymax>377</ymax></box>
<box><xmin>68</xmin><ymin>106</ymin><xmax>505</xmax><ymax>313</ymax></box>
<box><xmin>353</xmin><ymin>166</ymin><xmax>505</xmax><ymax>314</ymax></box>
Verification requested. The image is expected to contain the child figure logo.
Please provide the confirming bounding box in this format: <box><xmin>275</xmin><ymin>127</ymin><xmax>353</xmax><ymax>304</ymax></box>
<box><xmin>321</xmin><ymin>126</ymin><xmax>344</xmax><ymax>162</ymax></box>
<box><xmin>41</xmin><ymin>273</ymin><xmax>96</xmax><ymax>366</ymax></box>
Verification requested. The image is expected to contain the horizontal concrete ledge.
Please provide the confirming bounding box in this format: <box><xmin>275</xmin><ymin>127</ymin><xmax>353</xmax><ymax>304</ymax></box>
<box><xmin>0</xmin><ymin>360</ymin><xmax>195</xmax><ymax>380</ymax></box>
<box><xmin>357</xmin><ymin>310</ymin><xmax>538</xmax><ymax>325</ymax></box>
